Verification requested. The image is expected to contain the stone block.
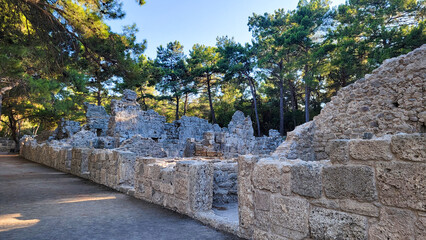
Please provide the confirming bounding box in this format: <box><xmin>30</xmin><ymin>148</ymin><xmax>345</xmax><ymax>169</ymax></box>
<box><xmin>323</xmin><ymin>165</ymin><xmax>377</xmax><ymax>202</ymax></box>
<box><xmin>135</xmin><ymin>179</ymin><xmax>152</xmax><ymax>201</ymax></box>
<box><xmin>309</xmin><ymin>207</ymin><xmax>368</xmax><ymax>240</ymax></box>
<box><xmin>239</xmin><ymin>206</ymin><xmax>254</xmax><ymax>231</ymax></box>
<box><xmin>174</xmin><ymin>197</ymin><xmax>189</xmax><ymax>215</ymax></box>
<box><xmin>271</xmin><ymin>224</ymin><xmax>309</xmax><ymax>240</ymax></box>
<box><xmin>175</xmin><ymin>160</ymin><xmax>196</xmax><ymax>173</ymax></box>
<box><xmin>254</xmin><ymin>190</ymin><xmax>271</xmax><ymax>211</ymax></box>
<box><xmin>174</xmin><ymin>174</ymin><xmax>189</xmax><ymax>200</ymax></box>
<box><xmin>338</xmin><ymin>199</ymin><xmax>380</xmax><ymax>217</ymax></box>
<box><xmin>369</xmin><ymin>207</ymin><xmax>416</xmax><ymax>240</ymax></box>
<box><xmin>391</xmin><ymin>134</ymin><xmax>425</xmax><ymax>162</ymax></box>
<box><xmin>349</xmin><ymin>138</ymin><xmax>393</xmax><ymax>161</ymax></box>
<box><xmin>291</xmin><ymin>162</ymin><xmax>322</xmax><ymax>198</ymax></box>
<box><xmin>415</xmin><ymin>216</ymin><xmax>426</xmax><ymax>240</ymax></box>
<box><xmin>252</xmin><ymin>161</ymin><xmax>284</xmax><ymax>193</ymax></box>
<box><xmin>326</xmin><ymin>139</ymin><xmax>350</xmax><ymax>164</ymax></box>
<box><xmin>188</xmin><ymin>162</ymin><xmax>213</xmax><ymax>212</ymax></box>
<box><xmin>254</xmin><ymin>209</ymin><xmax>270</xmax><ymax>231</ymax></box>
<box><xmin>270</xmin><ymin>196</ymin><xmax>309</xmax><ymax>238</ymax></box>
<box><xmin>253</xmin><ymin>229</ymin><xmax>288</xmax><ymax>240</ymax></box>
<box><xmin>238</xmin><ymin>174</ymin><xmax>253</xmax><ymax>208</ymax></box>
<box><xmin>238</xmin><ymin>155</ymin><xmax>258</xmax><ymax>177</ymax></box>
<box><xmin>152</xmin><ymin>190</ymin><xmax>165</xmax><ymax>205</ymax></box>
<box><xmin>160</xmin><ymin>182</ymin><xmax>174</xmax><ymax>195</ymax></box>
<box><xmin>147</xmin><ymin>164</ymin><xmax>162</xmax><ymax>180</ymax></box>
<box><xmin>376</xmin><ymin>162</ymin><xmax>426</xmax><ymax>211</ymax></box>
<box><xmin>253</xmin><ymin>229</ymin><xmax>269</xmax><ymax>240</ymax></box>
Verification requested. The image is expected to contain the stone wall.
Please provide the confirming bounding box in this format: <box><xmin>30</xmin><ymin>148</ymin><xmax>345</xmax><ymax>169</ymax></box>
<box><xmin>51</xmin><ymin>119</ymin><xmax>81</xmax><ymax>140</ymax></box>
<box><xmin>238</xmin><ymin>133</ymin><xmax>425</xmax><ymax>239</ymax></box>
<box><xmin>84</xmin><ymin>103</ymin><xmax>110</xmax><ymax>136</ymax></box>
<box><xmin>185</xmin><ymin>114</ymin><xmax>283</xmax><ymax>158</ymax></box>
<box><xmin>20</xmin><ymin>139</ymin><xmax>239</xmax><ymax>236</ymax></box>
<box><xmin>213</xmin><ymin>161</ymin><xmax>238</xmax><ymax>205</ymax></box>
<box><xmin>0</xmin><ymin>138</ymin><xmax>15</xmax><ymax>152</ymax></box>
<box><xmin>274</xmin><ymin>44</ymin><xmax>426</xmax><ymax>161</ymax></box>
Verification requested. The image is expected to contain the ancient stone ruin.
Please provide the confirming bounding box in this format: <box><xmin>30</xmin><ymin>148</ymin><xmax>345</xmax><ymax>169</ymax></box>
<box><xmin>20</xmin><ymin>45</ymin><xmax>425</xmax><ymax>239</ymax></box>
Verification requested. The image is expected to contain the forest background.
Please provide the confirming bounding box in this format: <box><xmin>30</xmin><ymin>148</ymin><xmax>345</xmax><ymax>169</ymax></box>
<box><xmin>0</xmin><ymin>0</ymin><xmax>424</xmax><ymax>148</ymax></box>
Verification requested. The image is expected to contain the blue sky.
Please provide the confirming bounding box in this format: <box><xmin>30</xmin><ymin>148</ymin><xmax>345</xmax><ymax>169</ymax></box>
<box><xmin>106</xmin><ymin>0</ymin><xmax>346</xmax><ymax>59</ymax></box>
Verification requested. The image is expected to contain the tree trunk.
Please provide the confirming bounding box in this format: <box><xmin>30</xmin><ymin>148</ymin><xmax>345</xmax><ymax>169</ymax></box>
<box><xmin>140</xmin><ymin>88</ymin><xmax>147</xmax><ymax>111</ymax></box>
<box><xmin>183</xmin><ymin>92</ymin><xmax>189</xmax><ymax>116</ymax></box>
<box><xmin>248</xmin><ymin>78</ymin><xmax>261</xmax><ymax>137</ymax></box>
<box><xmin>206</xmin><ymin>75</ymin><xmax>216</xmax><ymax>124</ymax></box>
<box><xmin>8</xmin><ymin>113</ymin><xmax>19</xmax><ymax>152</ymax></box>
<box><xmin>0</xmin><ymin>83</ymin><xmax>19</xmax><ymax>121</ymax></box>
<box><xmin>287</xmin><ymin>79</ymin><xmax>298</xmax><ymax>111</ymax></box>
<box><xmin>97</xmin><ymin>87</ymin><xmax>101</xmax><ymax>106</ymax></box>
<box><xmin>175</xmin><ymin>95</ymin><xmax>180</xmax><ymax>121</ymax></box>
<box><xmin>304</xmin><ymin>84</ymin><xmax>310</xmax><ymax>123</ymax></box>
<box><xmin>279</xmin><ymin>78</ymin><xmax>285</xmax><ymax>136</ymax></box>
<box><xmin>0</xmin><ymin>94</ymin><xmax>2</xmax><ymax>122</ymax></box>
<box><xmin>286</xmin><ymin>78</ymin><xmax>297</xmax><ymax>127</ymax></box>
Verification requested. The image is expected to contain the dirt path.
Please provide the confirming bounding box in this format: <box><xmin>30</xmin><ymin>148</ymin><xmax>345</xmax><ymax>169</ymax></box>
<box><xmin>0</xmin><ymin>153</ymin><xmax>238</xmax><ymax>240</ymax></box>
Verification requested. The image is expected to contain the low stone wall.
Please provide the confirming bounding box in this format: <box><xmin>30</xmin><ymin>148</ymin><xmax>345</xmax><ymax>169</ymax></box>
<box><xmin>20</xmin><ymin>138</ymin><xmax>239</xmax><ymax>236</ymax></box>
<box><xmin>134</xmin><ymin>158</ymin><xmax>214</xmax><ymax>215</ymax></box>
<box><xmin>238</xmin><ymin>133</ymin><xmax>425</xmax><ymax>239</ymax></box>
<box><xmin>0</xmin><ymin>138</ymin><xmax>15</xmax><ymax>152</ymax></box>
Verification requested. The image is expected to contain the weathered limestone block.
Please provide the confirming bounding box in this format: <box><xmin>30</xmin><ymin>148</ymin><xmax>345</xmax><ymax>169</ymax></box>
<box><xmin>391</xmin><ymin>133</ymin><xmax>425</xmax><ymax>162</ymax></box>
<box><xmin>291</xmin><ymin>162</ymin><xmax>323</xmax><ymax>198</ymax></box>
<box><xmin>228</xmin><ymin>111</ymin><xmax>254</xmax><ymax>139</ymax></box>
<box><xmin>338</xmin><ymin>199</ymin><xmax>380</xmax><ymax>217</ymax></box>
<box><xmin>323</xmin><ymin>165</ymin><xmax>377</xmax><ymax>202</ymax></box>
<box><xmin>238</xmin><ymin>155</ymin><xmax>258</xmax><ymax>239</ymax></box>
<box><xmin>84</xmin><ymin>103</ymin><xmax>110</xmax><ymax>136</ymax></box>
<box><xmin>116</xmin><ymin>150</ymin><xmax>137</xmax><ymax>187</ymax></box>
<box><xmin>369</xmin><ymin>207</ymin><xmax>416</xmax><ymax>240</ymax></box>
<box><xmin>349</xmin><ymin>138</ymin><xmax>393</xmax><ymax>161</ymax></box>
<box><xmin>174</xmin><ymin>172</ymin><xmax>189</xmax><ymax>200</ymax></box>
<box><xmin>122</xmin><ymin>89</ymin><xmax>137</xmax><ymax>101</ymax></box>
<box><xmin>252</xmin><ymin>160</ymin><xmax>290</xmax><ymax>194</ymax></box>
<box><xmin>376</xmin><ymin>161</ymin><xmax>426</xmax><ymax>211</ymax></box>
<box><xmin>273</xmin><ymin>121</ymin><xmax>315</xmax><ymax>161</ymax></box>
<box><xmin>178</xmin><ymin>116</ymin><xmax>218</xmax><ymax>145</ymax></box>
<box><xmin>270</xmin><ymin>196</ymin><xmax>309</xmax><ymax>239</ymax></box>
<box><xmin>254</xmin><ymin>190</ymin><xmax>271</xmax><ymax>211</ymax></box>
<box><xmin>254</xmin><ymin>208</ymin><xmax>270</xmax><ymax>231</ymax></box>
<box><xmin>187</xmin><ymin>161</ymin><xmax>213</xmax><ymax>212</ymax></box>
<box><xmin>71</xmin><ymin>148</ymin><xmax>92</xmax><ymax>177</ymax></box>
<box><xmin>53</xmin><ymin>119</ymin><xmax>81</xmax><ymax>139</ymax></box>
<box><xmin>135</xmin><ymin>178</ymin><xmax>152</xmax><ymax>202</ymax></box>
<box><xmin>66</xmin><ymin>130</ymin><xmax>98</xmax><ymax>148</ymax></box>
<box><xmin>309</xmin><ymin>207</ymin><xmax>368</xmax><ymax>240</ymax></box>
<box><xmin>326</xmin><ymin>139</ymin><xmax>349</xmax><ymax>164</ymax></box>
<box><xmin>253</xmin><ymin>229</ymin><xmax>289</xmax><ymax>240</ymax></box>
<box><xmin>415</xmin><ymin>216</ymin><xmax>426</xmax><ymax>240</ymax></box>
<box><xmin>108</xmin><ymin>91</ymin><xmax>166</xmax><ymax>139</ymax></box>
<box><xmin>159</xmin><ymin>167</ymin><xmax>174</xmax><ymax>194</ymax></box>
<box><xmin>118</xmin><ymin>135</ymin><xmax>167</xmax><ymax>158</ymax></box>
